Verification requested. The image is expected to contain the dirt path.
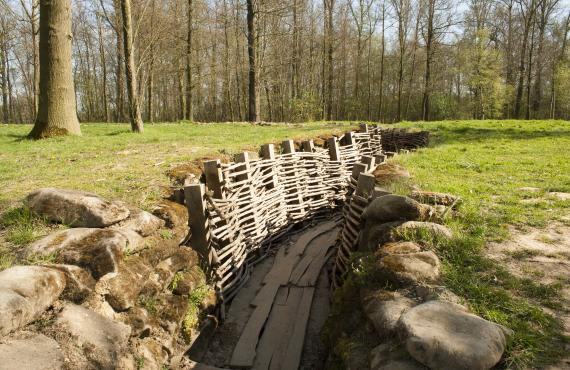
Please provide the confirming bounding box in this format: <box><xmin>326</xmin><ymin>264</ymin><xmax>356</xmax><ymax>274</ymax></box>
<box><xmin>487</xmin><ymin>217</ymin><xmax>570</xmax><ymax>368</ymax></box>
<box><xmin>199</xmin><ymin>222</ymin><xmax>339</xmax><ymax>369</ymax></box>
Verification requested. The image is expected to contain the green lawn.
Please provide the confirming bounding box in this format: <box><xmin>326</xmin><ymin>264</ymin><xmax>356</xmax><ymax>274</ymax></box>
<box><xmin>0</xmin><ymin>121</ymin><xmax>355</xmax><ymax>211</ymax></box>
<box><xmin>389</xmin><ymin>120</ymin><xmax>570</xmax><ymax>368</ymax></box>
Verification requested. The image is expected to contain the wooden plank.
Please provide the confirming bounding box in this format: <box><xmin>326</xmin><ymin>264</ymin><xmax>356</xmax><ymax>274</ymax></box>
<box><xmin>229</xmin><ymin>222</ymin><xmax>337</xmax><ymax>368</ymax></box>
<box><xmin>254</xmin><ymin>287</ymin><xmax>303</xmax><ymax>370</ymax></box>
<box><xmin>279</xmin><ymin>287</ymin><xmax>316</xmax><ymax>370</ymax></box>
<box><xmin>262</xmin><ymin>220</ymin><xmax>337</xmax><ymax>285</ymax></box>
<box><xmin>290</xmin><ymin>229</ymin><xmax>338</xmax><ymax>285</ymax></box>
<box><xmin>297</xmin><ymin>249</ymin><xmax>335</xmax><ymax>287</ymax></box>
<box><xmin>229</xmin><ymin>281</ymin><xmax>280</xmax><ymax>368</ymax></box>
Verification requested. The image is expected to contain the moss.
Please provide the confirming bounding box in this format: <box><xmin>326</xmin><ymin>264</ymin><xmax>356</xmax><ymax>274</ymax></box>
<box><xmin>138</xmin><ymin>295</ymin><xmax>158</xmax><ymax>315</ymax></box>
<box><xmin>182</xmin><ymin>285</ymin><xmax>212</xmax><ymax>342</ymax></box>
<box><xmin>169</xmin><ymin>271</ymin><xmax>184</xmax><ymax>292</ymax></box>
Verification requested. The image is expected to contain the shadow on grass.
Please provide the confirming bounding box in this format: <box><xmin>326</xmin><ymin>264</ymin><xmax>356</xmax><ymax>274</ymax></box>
<box><xmin>4</xmin><ymin>133</ymin><xmax>30</xmax><ymax>142</ymax></box>
<box><xmin>428</xmin><ymin>126</ymin><xmax>570</xmax><ymax>146</ymax></box>
<box><xmin>104</xmin><ymin>130</ymin><xmax>131</xmax><ymax>136</ymax></box>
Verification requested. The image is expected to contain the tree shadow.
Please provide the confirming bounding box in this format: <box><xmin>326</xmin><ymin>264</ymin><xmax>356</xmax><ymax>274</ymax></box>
<box><xmin>4</xmin><ymin>133</ymin><xmax>30</xmax><ymax>142</ymax></box>
<box><xmin>104</xmin><ymin>130</ymin><xmax>131</xmax><ymax>136</ymax></box>
<box><xmin>428</xmin><ymin>125</ymin><xmax>570</xmax><ymax>147</ymax></box>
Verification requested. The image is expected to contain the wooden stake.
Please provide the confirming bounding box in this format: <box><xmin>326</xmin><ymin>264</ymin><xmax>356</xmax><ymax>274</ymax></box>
<box><xmin>302</xmin><ymin>140</ymin><xmax>315</xmax><ymax>152</ymax></box>
<box><xmin>184</xmin><ymin>183</ymin><xmax>210</xmax><ymax>258</ymax></box>
<box><xmin>328</xmin><ymin>137</ymin><xmax>340</xmax><ymax>161</ymax></box>
<box><xmin>355</xmin><ymin>173</ymin><xmax>376</xmax><ymax>198</ymax></box>
<box><xmin>361</xmin><ymin>155</ymin><xmax>375</xmax><ymax>171</ymax></box>
<box><xmin>204</xmin><ymin>159</ymin><xmax>223</xmax><ymax>198</ymax></box>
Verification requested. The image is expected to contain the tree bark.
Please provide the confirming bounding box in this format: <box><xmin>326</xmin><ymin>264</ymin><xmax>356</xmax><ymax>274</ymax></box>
<box><xmin>514</xmin><ymin>0</ymin><xmax>538</xmax><ymax>118</ymax></box>
<box><xmin>28</xmin><ymin>0</ymin><xmax>81</xmax><ymax>138</ymax></box>
<box><xmin>97</xmin><ymin>15</ymin><xmax>110</xmax><ymax>123</ymax></box>
<box><xmin>422</xmin><ymin>0</ymin><xmax>435</xmax><ymax>121</ymax></box>
<box><xmin>324</xmin><ymin>0</ymin><xmax>334</xmax><ymax>120</ymax></box>
<box><xmin>186</xmin><ymin>0</ymin><xmax>194</xmax><ymax>121</ymax></box>
<box><xmin>113</xmin><ymin>0</ymin><xmax>126</xmax><ymax>122</ymax></box>
<box><xmin>246</xmin><ymin>0</ymin><xmax>259</xmax><ymax>122</ymax></box>
<box><xmin>1</xmin><ymin>32</ymin><xmax>9</xmax><ymax>123</ymax></box>
<box><xmin>120</xmin><ymin>0</ymin><xmax>143</xmax><ymax>132</ymax></box>
<box><xmin>378</xmin><ymin>3</ymin><xmax>385</xmax><ymax>122</ymax></box>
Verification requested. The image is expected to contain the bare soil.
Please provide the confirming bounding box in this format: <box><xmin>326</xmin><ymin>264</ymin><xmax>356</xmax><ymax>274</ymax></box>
<box><xmin>487</xmin><ymin>217</ymin><xmax>570</xmax><ymax>369</ymax></box>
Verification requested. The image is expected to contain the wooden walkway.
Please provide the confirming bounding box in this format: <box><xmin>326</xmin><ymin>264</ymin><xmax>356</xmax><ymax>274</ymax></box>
<box><xmin>228</xmin><ymin>221</ymin><xmax>339</xmax><ymax>370</ymax></box>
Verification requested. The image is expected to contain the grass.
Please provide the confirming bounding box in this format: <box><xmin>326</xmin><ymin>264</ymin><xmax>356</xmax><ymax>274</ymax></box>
<box><xmin>0</xmin><ymin>121</ymin><xmax>356</xmax><ymax>212</ymax></box>
<box><xmin>387</xmin><ymin>119</ymin><xmax>570</xmax><ymax>368</ymax></box>
<box><xmin>182</xmin><ymin>284</ymin><xmax>212</xmax><ymax>341</ymax></box>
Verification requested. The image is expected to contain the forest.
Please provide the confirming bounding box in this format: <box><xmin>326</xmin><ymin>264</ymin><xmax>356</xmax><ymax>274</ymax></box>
<box><xmin>0</xmin><ymin>0</ymin><xmax>569</xmax><ymax>127</ymax></box>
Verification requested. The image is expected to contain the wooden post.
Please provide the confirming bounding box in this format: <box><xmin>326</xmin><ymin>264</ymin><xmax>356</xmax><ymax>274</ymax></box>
<box><xmin>374</xmin><ymin>154</ymin><xmax>386</xmax><ymax>164</ymax></box>
<box><xmin>344</xmin><ymin>132</ymin><xmax>355</xmax><ymax>145</ymax></box>
<box><xmin>282</xmin><ymin>139</ymin><xmax>304</xmax><ymax>215</ymax></box>
<box><xmin>351</xmin><ymin>163</ymin><xmax>367</xmax><ymax>180</ymax></box>
<box><xmin>328</xmin><ymin>137</ymin><xmax>340</xmax><ymax>161</ymax></box>
<box><xmin>204</xmin><ymin>160</ymin><xmax>224</xmax><ymax>198</ymax></box>
<box><xmin>302</xmin><ymin>140</ymin><xmax>315</xmax><ymax>152</ymax></box>
<box><xmin>184</xmin><ymin>183</ymin><xmax>210</xmax><ymax>259</ymax></box>
<box><xmin>235</xmin><ymin>152</ymin><xmax>263</xmax><ymax>240</ymax></box>
<box><xmin>359</xmin><ymin>123</ymin><xmax>369</xmax><ymax>133</ymax></box>
<box><xmin>261</xmin><ymin>143</ymin><xmax>278</xmax><ymax>189</ymax></box>
<box><xmin>355</xmin><ymin>173</ymin><xmax>376</xmax><ymax>198</ymax></box>
<box><xmin>361</xmin><ymin>155</ymin><xmax>375</xmax><ymax>171</ymax></box>
<box><xmin>261</xmin><ymin>143</ymin><xmax>276</xmax><ymax>160</ymax></box>
<box><xmin>282</xmin><ymin>139</ymin><xmax>295</xmax><ymax>154</ymax></box>
<box><xmin>235</xmin><ymin>152</ymin><xmax>251</xmax><ymax>182</ymax></box>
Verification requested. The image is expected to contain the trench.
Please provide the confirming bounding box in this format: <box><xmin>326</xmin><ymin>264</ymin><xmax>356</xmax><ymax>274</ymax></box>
<box><xmin>188</xmin><ymin>218</ymin><xmax>341</xmax><ymax>370</ymax></box>
<box><xmin>180</xmin><ymin>127</ymin><xmax>399</xmax><ymax>369</ymax></box>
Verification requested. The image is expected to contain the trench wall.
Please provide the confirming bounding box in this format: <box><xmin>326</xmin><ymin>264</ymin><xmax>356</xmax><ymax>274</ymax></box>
<box><xmin>183</xmin><ymin>124</ymin><xmax>427</xmax><ymax>301</ymax></box>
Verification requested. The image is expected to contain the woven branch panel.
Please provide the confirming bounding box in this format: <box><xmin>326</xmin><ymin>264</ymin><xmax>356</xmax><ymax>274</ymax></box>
<box><xmin>378</xmin><ymin>128</ymin><xmax>430</xmax><ymax>152</ymax></box>
<box><xmin>186</xmin><ymin>125</ymin><xmax>385</xmax><ymax>301</ymax></box>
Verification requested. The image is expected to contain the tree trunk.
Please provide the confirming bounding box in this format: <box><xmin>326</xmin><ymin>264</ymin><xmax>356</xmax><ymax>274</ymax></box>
<box><xmin>31</xmin><ymin>0</ymin><xmax>40</xmax><ymax>116</ymax></box>
<box><xmin>186</xmin><ymin>0</ymin><xmax>194</xmax><ymax>121</ymax></box>
<box><xmin>97</xmin><ymin>15</ymin><xmax>110</xmax><ymax>123</ymax></box>
<box><xmin>324</xmin><ymin>0</ymin><xmax>334</xmax><ymax>120</ymax></box>
<box><xmin>113</xmin><ymin>0</ymin><xmax>126</xmax><ymax>122</ymax></box>
<box><xmin>525</xmin><ymin>19</ymin><xmax>536</xmax><ymax>120</ymax></box>
<box><xmin>378</xmin><ymin>4</ymin><xmax>385</xmax><ymax>122</ymax></box>
<box><xmin>246</xmin><ymin>0</ymin><xmax>259</xmax><ymax>122</ymax></box>
<box><xmin>422</xmin><ymin>0</ymin><xmax>435</xmax><ymax>121</ymax></box>
<box><xmin>550</xmin><ymin>11</ymin><xmax>570</xmax><ymax>119</ymax></box>
<box><xmin>120</xmin><ymin>0</ymin><xmax>143</xmax><ymax>132</ymax></box>
<box><xmin>28</xmin><ymin>0</ymin><xmax>80</xmax><ymax>138</ymax></box>
<box><xmin>1</xmin><ymin>34</ymin><xmax>9</xmax><ymax>123</ymax></box>
<box><xmin>514</xmin><ymin>0</ymin><xmax>537</xmax><ymax>118</ymax></box>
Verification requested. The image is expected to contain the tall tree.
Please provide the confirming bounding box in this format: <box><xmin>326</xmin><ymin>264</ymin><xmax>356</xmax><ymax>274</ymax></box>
<box><xmin>120</xmin><ymin>0</ymin><xmax>143</xmax><ymax>132</ymax></box>
<box><xmin>514</xmin><ymin>0</ymin><xmax>540</xmax><ymax>118</ymax></box>
<box><xmin>391</xmin><ymin>0</ymin><xmax>411</xmax><ymax>122</ymax></box>
<box><xmin>246</xmin><ymin>0</ymin><xmax>259</xmax><ymax>122</ymax></box>
<box><xmin>421</xmin><ymin>0</ymin><xmax>452</xmax><ymax>121</ymax></box>
<box><xmin>28</xmin><ymin>0</ymin><xmax>80</xmax><ymax>138</ymax></box>
<box><xmin>186</xmin><ymin>0</ymin><xmax>193</xmax><ymax>121</ymax></box>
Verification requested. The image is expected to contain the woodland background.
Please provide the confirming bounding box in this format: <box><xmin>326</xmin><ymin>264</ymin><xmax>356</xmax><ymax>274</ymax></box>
<box><xmin>0</xmin><ymin>0</ymin><xmax>569</xmax><ymax>125</ymax></box>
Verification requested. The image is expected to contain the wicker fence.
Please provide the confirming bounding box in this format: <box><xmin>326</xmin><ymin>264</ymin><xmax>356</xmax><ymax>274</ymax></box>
<box><xmin>183</xmin><ymin>124</ymin><xmax>393</xmax><ymax>301</ymax></box>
